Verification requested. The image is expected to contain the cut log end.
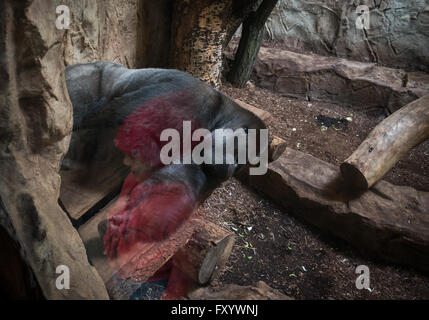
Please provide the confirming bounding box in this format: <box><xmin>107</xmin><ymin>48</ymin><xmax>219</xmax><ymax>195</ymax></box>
<box><xmin>174</xmin><ymin>219</ymin><xmax>235</xmax><ymax>285</ymax></box>
<box><xmin>269</xmin><ymin>136</ymin><xmax>287</xmax><ymax>162</ymax></box>
<box><xmin>340</xmin><ymin>162</ymin><xmax>368</xmax><ymax>190</ymax></box>
<box><xmin>198</xmin><ymin>233</ymin><xmax>235</xmax><ymax>284</ymax></box>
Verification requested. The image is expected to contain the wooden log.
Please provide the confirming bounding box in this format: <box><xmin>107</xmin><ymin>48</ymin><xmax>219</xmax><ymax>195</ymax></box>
<box><xmin>78</xmin><ymin>197</ymin><xmax>234</xmax><ymax>290</ymax></box>
<box><xmin>60</xmin><ymin>128</ymin><xmax>129</xmax><ymax>220</ymax></box>
<box><xmin>78</xmin><ymin>197</ymin><xmax>119</xmax><ymax>283</ymax></box>
<box><xmin>268</xmin><ymin>135</ymin><xmax>287</xmax><ymax>162</ymax></box>
<box><xmin>246</xmin><ymin>148</ymin><xmax>429</xmax><ymax>273</ymax></box>
<box><xmin>173</xmin><ymin>219</ymin><xmax>235</xmax><ymax>285</ymax></box>
<box><xmin>234</xmin><ymin>135</ymin><xmax>287</xmax><ymax>184</ymax></box>
<box><xmin>233</xmin><ymin>98</ymin><xmax>272</xmax><ymax>122</ymax></box>
<box><xmin>341</xmin><ymin>95</ymin><xmax>429</xmax><ymax>189</ymax></box>
<box><xmin>188</xmin><ymin>281</ymin><xmax>292</xmax><ymax>300</ymax></box>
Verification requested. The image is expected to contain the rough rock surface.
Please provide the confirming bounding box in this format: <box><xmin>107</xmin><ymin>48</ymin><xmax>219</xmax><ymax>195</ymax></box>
<box><xmin>240</xmin><ymin>148</ymin><xmax>429</xmax><ymax>273</ymax></box>
<box><xmin>226</xmin><ymin>46</ymin><xmax>429</xmax><ymax>113</ymax></box>
<box><xmin>0</xmin><ymin>0</ymin><xmax>141</xmax><ymax>299</ymax></box>
<box><xmin>264</xmin><ymin>0</ymin><xmax>429</xmax><ymax>73</ymax></box>
<box><xmin>63</xmin><ymin>0</ymin><xmax>142</xmax><ymax>67</ymax></box>
<box><xmin>188</xmin><ymin>281</ymin><xmax>292</xmax><ymax>300</ymax></box>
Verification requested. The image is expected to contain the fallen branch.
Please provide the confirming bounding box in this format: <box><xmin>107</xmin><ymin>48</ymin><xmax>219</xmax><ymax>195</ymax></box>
<box><xmin>268</xmin><ymin>135</ymin><xmax>287</xmax><ymax>161</ymax></box>
<box><xmin>188</xmin><ymin>281</ymin><xmax>292</xmax><ymax>300</ymax></box>
<box><xmin>78</xmin><ymin>199</ymin><xmax>234</xmax><ymax>290</ymax></box>
<box><xmin>239</xmin><ymin>148</ymin><xmax>429</xmax><ymax>273</ymax></box>
<box><xmin>341</xmin><ymin>95</ymin><xmax>429</xmax><ymax>189</ymax></box>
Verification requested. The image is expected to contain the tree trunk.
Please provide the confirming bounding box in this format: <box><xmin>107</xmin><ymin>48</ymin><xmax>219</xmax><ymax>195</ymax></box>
<box><xmin>222</xmin><ymin>0</ymin><xmax>263</xmax><ymax>48</ymax></box>
<box><xmin>228</xmin><ymin>0</ymin><xmax>278</xmax><ymax>87</ymax></box>
<box><xmin>138</xmin><ymin>0</ymin><xmax>261</xmax><ymax>88</ymax></box>
<box><xmin>169</xmin><ymin>0</ymin><xmax>234</xmax><ymax>88</ymax></box>
<box><xmin>138</xmin><ymin>0</ymin><xmax>173</xmax><ymax>68</ymax></box>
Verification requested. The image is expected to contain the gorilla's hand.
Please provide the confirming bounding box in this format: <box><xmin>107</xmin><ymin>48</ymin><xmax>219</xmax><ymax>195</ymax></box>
<box><xmin>126</xmin><ymin>182</ymin><xmax>195</xmax><ymax>242</ymax></box>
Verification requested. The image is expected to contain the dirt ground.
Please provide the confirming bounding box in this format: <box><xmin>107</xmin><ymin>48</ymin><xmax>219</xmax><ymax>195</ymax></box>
<box><xmin>194</xmin><ymin>77</ymin><xmax>429</xmax><ymax>300</ymax></box>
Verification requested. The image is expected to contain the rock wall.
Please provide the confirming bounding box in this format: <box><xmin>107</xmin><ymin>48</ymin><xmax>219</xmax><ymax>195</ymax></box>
<box><xmin>252</xmin><ymin>47</ymin><xmax>429</xmax><ymax>112</ymax></box>
<box><xmin>0</xmin><ymin>0</ymin><xmax>141</xmax><ymax>299</ymax></box>
<box><xmin>264</xmin><ymin>0</ymin><xmax>429</xmax><ymax>72</ymax></box>
<box><xmin>62</xmin><ymin>0</ymin><xmax>142</xmax><ymax>67</ymax></box>
<box><xmin>225</xmin><ymin>44</ymin><xmax>429</xmax><ymax>112</ymax></box>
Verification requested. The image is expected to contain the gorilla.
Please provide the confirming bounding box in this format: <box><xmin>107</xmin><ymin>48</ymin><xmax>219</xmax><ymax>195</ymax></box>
<box><xmin>65</xmin><ymin>61</ymin><xmax>267</xmax><ymax>198</ymax></box>
<box><xmin>63</xmin><ymin>62</ymin><xmax>268</xmax><ymax>298</ymax></box>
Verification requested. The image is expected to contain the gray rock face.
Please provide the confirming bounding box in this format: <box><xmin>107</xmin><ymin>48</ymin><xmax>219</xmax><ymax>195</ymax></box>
<box><xmin>264</xmin><ymin>0</ymin><xmax>429</xmax><ymax>72</ymax></box>
<box><xmin>0</xmin><ymin>0</ymin><xmax>141</xmax><ymax>299</ymax></box>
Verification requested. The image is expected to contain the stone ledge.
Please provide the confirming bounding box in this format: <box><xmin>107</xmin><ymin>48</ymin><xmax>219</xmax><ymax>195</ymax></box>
<box><xmin>226</xmin><ymin>46</ymin><xmax>429</xmax><ymax>113</ymax></box>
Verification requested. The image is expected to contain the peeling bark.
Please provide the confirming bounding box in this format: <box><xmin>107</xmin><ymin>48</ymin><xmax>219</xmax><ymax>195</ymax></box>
<box><xmin>138</xmin><ymin>0</ymin><xmax>260</xmax><ymax>88</ymax></box>
<box><xmin>169</xmin><ymin>0</ymin><xmax>234</xmax><ymax>88</ymax></box>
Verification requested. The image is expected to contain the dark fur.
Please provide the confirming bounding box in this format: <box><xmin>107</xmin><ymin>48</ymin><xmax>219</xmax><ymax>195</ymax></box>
<box><xmin>65</xmin><ymin>62</ymin><xmax>266</xmax><ymax>199</ymax></box>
